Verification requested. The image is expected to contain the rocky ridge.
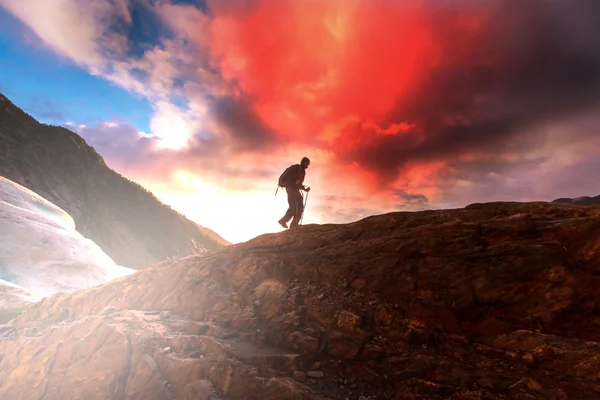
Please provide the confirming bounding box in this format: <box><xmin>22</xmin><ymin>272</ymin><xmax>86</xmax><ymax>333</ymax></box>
<box><xmin>1</xmin><ymin>201</ymin><xmax>600</xmax><ymax>399</ymax></box>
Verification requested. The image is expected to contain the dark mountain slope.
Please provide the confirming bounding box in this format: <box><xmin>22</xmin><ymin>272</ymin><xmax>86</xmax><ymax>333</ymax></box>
<box><xmin>0</xmin><ymin>92</ymin><xmax>228</xmax><ymax>268</ymax></box>
<box><xmin>553</xmin><ymin>195</ymin><xmax>600</xmax><ymax>205</ymax></box>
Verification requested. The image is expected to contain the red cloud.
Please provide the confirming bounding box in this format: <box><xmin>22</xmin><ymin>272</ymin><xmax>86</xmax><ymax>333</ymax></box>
<box><xmin>50</xmin><ymin>0</ymin><xmax>600</xmax><ymax>225</ymax></box>
<box><xmin>205</xmin><ymin>0</ymin><xmax>498</xmax><ymax>198</ymax></box>
<box><xmin>209</xmin><ymin>1</ymin><xmax>439</xmax><ymax>137</ymax></box>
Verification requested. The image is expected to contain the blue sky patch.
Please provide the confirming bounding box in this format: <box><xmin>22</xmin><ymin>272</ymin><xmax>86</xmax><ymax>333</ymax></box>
<box><xmin>0</xmin><ymin>8</ymin><xmax>153</xmax><ymax>132</ymax></box>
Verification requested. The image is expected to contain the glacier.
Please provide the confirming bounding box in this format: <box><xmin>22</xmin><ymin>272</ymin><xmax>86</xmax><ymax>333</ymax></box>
<box><xmin>0</xmin><ymin>176</ymin><xmax>134</xmax><ymax>317</ymax></box>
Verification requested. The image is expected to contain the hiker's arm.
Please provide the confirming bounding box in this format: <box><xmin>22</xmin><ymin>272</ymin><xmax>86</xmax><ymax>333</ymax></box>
<box><xmin>297</xmin><ymin>178</ymin><xmax>310</xmax><ymax>192</ymax></box>
<box><xmin>296</xmin><ymin>180</ymin><xmax>308</xmax><ymax>190</ymax></box>
<box><xmin>295</xmin><ymin>169</ymin><xmax>305</xmax><ymax>189</ymax></box>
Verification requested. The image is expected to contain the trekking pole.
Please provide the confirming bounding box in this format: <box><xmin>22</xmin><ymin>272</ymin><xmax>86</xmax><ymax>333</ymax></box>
<box><xmin>300</xmin><ymin>190</ymin><xmax>309</xmax><ymax>225</ymax></box>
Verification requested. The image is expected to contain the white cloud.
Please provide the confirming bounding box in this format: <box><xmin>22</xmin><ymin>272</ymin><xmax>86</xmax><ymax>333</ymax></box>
<box><xmin>67</xmin><ymin>120</ymin><xmax>159</xmax><ymax>172</ymax></box>
<box><xmin>0</xmin><ymin>0</ymin><xmax>230</xmax><ymax>152</ymax></box>
<box><xmin>0</xmin><ymin>0</ymin><xmax>130</xmax><ymax>67</ymax></box>
<box><xmin>149</xmin><ymin>100</ymin><xmax>205</xmax><ymax>150</ymax></box>
<box><xmin>154</xmin><ymin>2</ymin><xmax>210</xmax><ymax>49</ymax></box>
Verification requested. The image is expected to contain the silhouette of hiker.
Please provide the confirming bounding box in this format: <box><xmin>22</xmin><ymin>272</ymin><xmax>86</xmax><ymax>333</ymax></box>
<box><xmin>278</xmin><ymin>157</ymin><xmax>311</xmax><ymax>229</ymax></box>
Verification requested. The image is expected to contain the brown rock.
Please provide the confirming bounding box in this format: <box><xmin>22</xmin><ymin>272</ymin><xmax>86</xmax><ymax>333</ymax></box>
<box><xmin>293</xmin><ymin>371</ymin><xmax>307</xmax><ymax>382</ymax></box>
<box><xmin>286</xmin><ymin>331</ymin><xmax>320</xmax><ymax>354</ymax></box>
<box><xmin>160</xmin><ymin>311</ymin><xmax>172</xmax><ymax>320</ymax></box>
<box><xmin>307</xmin><ymin>370</ymin><xmax>324</xmax><ymax>379</ymax></box>
<box><xmin>185</xmin><ymin>321</ymin><xmax>210</xmax><ymax>335</ymax></box>
<box><xmin>504</xmin><ymin>351</ymin><xmax>519</xmax><ymax>359</ymax></box>
<box><xmin>337</xmin><ymin>310</ymin><xmax>361</xmax><ymax>334</ymax></box>
<box><xmin>359</xmin><ymin>343</ymin><xmax>386</xmax><ymax>361</ymax></box>
<box><xmin>254</xmin><ymin>281</ymin><xmax>287</xmax><ymax>323</ymax></box>
<box><xmin>350</xmin><ymin>278</ymin><xmax>367</xmax><ymax>290</ymax></box>
<box><xmin>102</xmin><ymin>305</ymin><xmax>117</xmax><ymax>315</ymax></box>
<box><xmin>306</xmin><ymin>305</ymin><xmax>337</xmax><ymax>326</ymax></box>
<box><xmin>288</xmin><ymin>287</ymin><xmax>301</xmax><ymax>305</ymax></box>
<box><xmin>373</xmin><ymin>305</ymin><xmax>394</xmax><ymax>326</ymax></box>
<box><xmin>522</xmin><ymin>353</ymin><xmax>535</xmax><ymax>363</ymax></box>
<box><xmin>3</xmin><ymin>202</ymin><xmax>600</xmax><ymax>399</ymax></box>
<box><xmin>324</xmin><ymin>330</ymin><xmax>364</xmax><ymax>359</ymax></box>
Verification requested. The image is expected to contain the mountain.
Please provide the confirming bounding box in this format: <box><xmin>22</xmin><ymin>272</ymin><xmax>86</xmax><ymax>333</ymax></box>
<box><xmin>1</xmin><ymin>201</ymin><xmax>599</xmax><ymax>399</ymax></box>
<box><xmin>0</xmin><ymin>92</ymin><xmax>229</xmax><ymax>269</ymax></box>
<box><xmin>0</xmin><ymin>175</ymin><xmax>133</xmax><ymax>322</ymax></box>
<box><xmin>552</xmin><ymin>195</ymin><xmax>600</xmax><ymax>205</ymax></box>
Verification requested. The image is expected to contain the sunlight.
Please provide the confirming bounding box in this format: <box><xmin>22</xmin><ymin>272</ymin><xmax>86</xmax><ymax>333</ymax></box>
<box><xmin>149</xmin><ymin>171</ymin><xmax>320</xmax><ymax>244</ymax></box>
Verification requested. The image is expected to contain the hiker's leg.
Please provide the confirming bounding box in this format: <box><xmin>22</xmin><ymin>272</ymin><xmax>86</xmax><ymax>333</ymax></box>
<box><xmin>290</xmin><ymin>191</ymin><xmax>304</xmax><ymax>228</ymax></box>
<box><xmin>280</xmin><ymin>188</ymin><xmax>295</xmax><ymax>223</ymax></box>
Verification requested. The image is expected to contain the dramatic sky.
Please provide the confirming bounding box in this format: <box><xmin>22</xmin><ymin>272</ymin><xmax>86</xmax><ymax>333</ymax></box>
<box><xmin>2</xmin><ymin>0</ymin><xmax>600</xmax><ymax>244</ymax></box>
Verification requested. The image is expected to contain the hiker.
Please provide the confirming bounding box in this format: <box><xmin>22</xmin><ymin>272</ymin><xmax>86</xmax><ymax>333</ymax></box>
<box><xmin>277</xmin><ymin>157</ymin><xmax>311</xmax><ymax>229</ymax></box>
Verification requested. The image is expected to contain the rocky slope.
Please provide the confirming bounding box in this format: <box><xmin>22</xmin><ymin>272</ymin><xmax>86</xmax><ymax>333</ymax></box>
<box><xmin>2</xmin><ymin>201</ymin><xmax>600</xmax><ymax>399</ymax></box>
<box><xmin>0</xmin><ymin>92</ymin><xmax>228</xmax><ymax>268</ymax></box>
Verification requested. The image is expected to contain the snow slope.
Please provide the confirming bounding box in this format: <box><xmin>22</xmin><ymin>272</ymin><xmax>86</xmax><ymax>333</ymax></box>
<box><xmin>0</xmin><ymin>176</ymin><xmax>134</xmax><ymax>316</ymax></box>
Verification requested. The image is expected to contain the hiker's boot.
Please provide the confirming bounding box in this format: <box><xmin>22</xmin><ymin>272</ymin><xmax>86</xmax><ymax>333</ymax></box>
<box><xmin>278</xmin><ymin>218</ymin><xmax>288</xmax><ymax>229</ymax></box>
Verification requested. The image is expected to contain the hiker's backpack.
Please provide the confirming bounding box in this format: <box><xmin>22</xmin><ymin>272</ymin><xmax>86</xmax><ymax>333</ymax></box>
<box><xmin>275</xmin><ymin>164</ymin><xmax>299</xmax><ymax>195</ymax></box>
<box><xmin>279</xmin><ymin>164</ymin><xmax>300</xmax><ymax>187</ymax></box>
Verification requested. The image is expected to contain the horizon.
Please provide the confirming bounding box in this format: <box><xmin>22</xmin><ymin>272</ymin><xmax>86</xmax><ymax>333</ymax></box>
<box><xmin>2</xmin><ymin>0</ymin><xmax>600</xmax><ymax>244</ymax></box>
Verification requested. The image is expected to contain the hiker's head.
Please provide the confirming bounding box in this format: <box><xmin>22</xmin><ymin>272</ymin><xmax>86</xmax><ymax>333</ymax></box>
<box><xmin>301</xmin><ymin>157</ymin><xmax>310</xmax><ymax>169</ymax></box>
